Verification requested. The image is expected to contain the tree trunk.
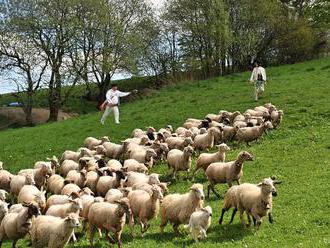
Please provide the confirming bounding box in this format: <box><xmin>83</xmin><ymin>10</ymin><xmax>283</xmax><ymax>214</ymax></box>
<box><xmin>48</xmin><ymin>70</ymin><xmax>61</xmax><ymax>122</ymax></box>
<box><xmin>97</xmin><ymin>73</ymin><xmax>111</xmax><ymax>106</ymax></box>
<box><xmin>23</xmin><ymin>92</ymin><xmax>33</xmax><ymax>126</ymax></box>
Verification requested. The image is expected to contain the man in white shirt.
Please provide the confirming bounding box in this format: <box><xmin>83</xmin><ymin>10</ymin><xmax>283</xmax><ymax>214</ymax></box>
<box><xmin>100</xmin><ymin>84</ymin><xmax>137</xmax><ymax>125</ymax></box>
<box><xmin>250</xmin><ymin>61</ymin><xmax>267</xmax><ymax>101</ymax></box>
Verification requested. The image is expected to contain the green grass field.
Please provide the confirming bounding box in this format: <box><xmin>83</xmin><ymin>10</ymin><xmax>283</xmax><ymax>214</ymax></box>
<box><xmin>0</xmin><ymin>58</ymin><xmax>329</xmax><ymax>247</ymax></box>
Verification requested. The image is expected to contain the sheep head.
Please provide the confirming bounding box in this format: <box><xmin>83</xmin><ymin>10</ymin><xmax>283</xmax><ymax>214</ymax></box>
<box><xmin>101</xmin><ymin>136</ymin><xmax>110</xmax><ymax>143</ymax></box>
<box><xmin>146</xmin><ymin>149</ymin><xmax>157</xmax><ymax>160</ymax></box>
<box><xmin>190</xmin><ymin>183</ymin><xmax>204</xmax><ymax>201</ymax></box>
<box><xmin>115</xmin><ymin>197</ymin><xmax>131</xmax><ymax>217</ymax></box>
<box><xmin>65</xmin><ymin>213</ymin><xmax>81</xmax><ymax>228</ymax></box>
<box><xmin>183</xmin><ymin>146</ymin><xmax>194</xmax><ymax>157</ymax></box>
<box><xmin>69</xmin><ymin>198</ymin><xmax>83</xmax><ymax>211</ymax></box>
<box><xmin>151</xmin><ymin>185</ymin><xmax>163</xmax><ymax>200</ymax></box>
<box><xmin>201</xmin><ymin>205</ymin><xmax>213</xmax><ymax>217</ymax></box>
<box><xmin>258</xmin><ymin>178</ymin><xmax>277</xmax><ymax>197</ymax></box>
<box><xmin>237</xmin><ymin>151</ymin><xmax>254</xmax><ymax>162</ymax></box>
<box><xmin>184</xmin><ymin>137</ymin><xmax>194</xmax><ymax>146</ymax></box>
<box><xmin>217</xmin><ymin>143</ymin><xmax>230</xmax><ymax>152</ymax></box>
<box><xmin>95</xmin><ymin>145</ymin><xmax>106</xmax><ymax>155</ymax></box>
<box><xmin>25</xmin><ymin>174</ymin><xmax>35</xmax><ymax>185</ymax></box>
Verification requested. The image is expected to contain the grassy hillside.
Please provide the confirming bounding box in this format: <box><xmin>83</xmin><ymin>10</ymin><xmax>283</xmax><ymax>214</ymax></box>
<box><xmin>0</xmin><ymin>58</ymin><xmax>329</xmax><ymax>247</ymax></box>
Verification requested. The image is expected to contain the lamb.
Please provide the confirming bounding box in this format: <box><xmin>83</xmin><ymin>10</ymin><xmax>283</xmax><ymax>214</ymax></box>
<box><xmin>34</xmin><ymin>156</ymin><xmax>59</xmax><ymax>175</ymax></box>
<box><xmin>103</xmin><ymin>141</ymin><xmax>126</xmax><ymax>159</ymax></box>
<box><xmin>0</xmin><ymin>203</ymin><xmax>40</xmax><ymax>247</ymax></box>
<box><xmin>123</xmin><ymin>159</ymin><xmax>148</xmax><ymax>174</ymax></box>
<box><xmin>88</xmin><ymin>198</ymin><xmax>131</xmax><ymax>248</ymax></box>
<box><xmin>160</xmin><ymin>184</ymin><xmax>204</xmax><ymax>234</ymax></box>
<box><xmin>0</xmin><ymin>201</ymin><xmax>8</xmax><ymax>223</ymax></box>
<box><xmin>194</xmin><ymin>127</ymin><xmax>221</xmax><ymax>151</ymax></box>
<box><xmin>17</xmin><ymin>185</ymin><xmax>46</xmax><ymax>211</ymax></box>
<box><xmin>193</xmin><ymin>143</ymin><xmax>230</xmax><ymax>177</ymax></box>
<box><xmin>84</xmin><ymin>136</ymin><xmax>110</xmax><ymax>150</ymax></box>
<box><xmin>46</xmin><ymin>198</ymin><xmax>83</xmax><ymax>218</ymax></box>
<box><xmin>205</xmin><ymin>151</ymin><xmax>254</xmax><ymax>198</ymax></box>
<box><xmin>65</xmin><ymin>169</ymin><xmax>87</xmax><ymax>188</ymax></box>
<box><xmin>96</xmin><ymin>171</ymin><xmax>126</xmax><ymax>197</ymax></box>
<box><xmin>47</xmin><ymin>174</ymin><xmax>65</xmax><ymax>195</ymax></box>
<box><xmin>0</xmin><ymin>167</ymin><xmax>13</xmax><ymax>192</ymax></box>
<box><xmin>128</xmin><ymin>185</ymin><xmax>163</xmax><ymax>236</ymax></box>
<box><xmin>235</xmin><ymin>121</ymin><xmax>273</xmax><ymax>146</ymax></box>
<box><xmin>30</xmin><ymin>213</ymin><xmax>80</xmax><ymax>248</ymax></box>
<box><xmin>10</xmin><ymin>174</ymin><xmax>35</xmax><ymax>196</ymax></box>
<box><xmin>124</xmin><ymin>172</ymin><xmax>160</xmax><ymax>187</ymax></box>
<box><xmin>167</xmin><ymin>146</ymin><xmax>194</xmax><ymax>179</ymax></box>
<box><xmin>184</xmin><ymin>206</ymin><xmax>212</xmax><ymax>242</ymax></box>
<box><xmin>18</xmin><ymin>164</ymin><xmax>53</xmax><ymax>190</ymax></box>
<box><xmin>165</xmin><ymin>136</ymin><xmax>194</xmax><ymax>150</ymax></box>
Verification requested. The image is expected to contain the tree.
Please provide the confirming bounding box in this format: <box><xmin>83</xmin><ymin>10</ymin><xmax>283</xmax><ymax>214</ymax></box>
<box><xmin>0</xmin><ymin>4</ymin><xmax>48</xmax><ymax>125</ymax></box>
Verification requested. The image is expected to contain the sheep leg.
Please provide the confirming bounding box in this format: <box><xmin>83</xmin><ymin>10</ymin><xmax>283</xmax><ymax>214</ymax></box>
<box><xmin>229</xmin><ymin>208</ymin><xmax>237</xmax><ymax>224</ymax></box>
<box><xmin>105</xmin><ymin>231</ymin><xmax>116</xmax><ymax>244</ymax></box>
<box><xmin>239</xmin><ymin>208</ymin><xmax>246</xmax><ymax>228</ymax></box>
<box><xmin>114</xmin><ymin>231</ymin><xmax>122</xmax><ymax>248</ymax></box>
<box><xmin>207</xmin><ymin>183</ymin><xmax>220</xmax><ymax>198</ymax></box>
<box><xmin>253</xmin><ymin>214</ymin><xmax>262</xmax><ymax>230</ymax></box>
<box><xmin>11</xmin><ymin>240</ymin><xmax>17</xmax><ymax>248</ymax></box>
<box><xmin>219</xmin><ymin>208</ymin><xmax>228</xmax><ymax>224</ymax></box>
<box><xmin>88</xmin><ymin>225</ymin><xmax>96</xmax><ymax>247</ymax></box>
<box><xmin>246</xmin><ymin>213</ymin><xmax>252</xmax><ymax>227</ymax></box>
<box><xmin>129</xmin><ymin>217</ymin><xmax>135</xmax><ymax>237</ymax></box>
<box><xmin>160</xmin><ymin>217</ymin><xmax>168</xmax><ymax>234</ymax></box>
<box><xmin>200</xmin><ymin>228</ymin><xmax>207</xmax><ymax>239</ymax></box>
<box><xmin>268</xmin><ymin>213</ymin><xmax>274</xmax><ymax>223</ymax></box>
<box><xmin>173</xmin><ymin>223</ymin><xmax>180</xmax><ymax>235</ymax></box>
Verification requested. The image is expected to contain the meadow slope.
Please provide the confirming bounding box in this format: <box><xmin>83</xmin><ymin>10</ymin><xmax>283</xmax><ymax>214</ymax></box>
<box><xmin>0</xmin><ymin>58</ymin><xmax>329</xmax><ymax>247</ymax></box>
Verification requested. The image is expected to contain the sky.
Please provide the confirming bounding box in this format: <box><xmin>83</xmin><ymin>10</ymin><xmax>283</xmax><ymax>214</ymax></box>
<box><xmin>0</xmin><ymin>0</ymin><xmax>166</xmax><ymax>95</ymax></box>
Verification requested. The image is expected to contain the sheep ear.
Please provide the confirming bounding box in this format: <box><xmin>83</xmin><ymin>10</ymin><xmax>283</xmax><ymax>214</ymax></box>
<box><xmin>257</xmin><ymin>183</ymin><xmax>263</xmax><ymax>187</ymax></box>
<box><xmin>273</xmin><ymin>180</ymin><xmax>282</xmax><ymax>185</ymax></box>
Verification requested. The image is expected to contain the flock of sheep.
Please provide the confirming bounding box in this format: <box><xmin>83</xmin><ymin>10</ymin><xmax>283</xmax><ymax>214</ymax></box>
<box><xmin>0</xmin><ymin>102</ymin><xmax>283</xmax><ymax>247</ymax></box>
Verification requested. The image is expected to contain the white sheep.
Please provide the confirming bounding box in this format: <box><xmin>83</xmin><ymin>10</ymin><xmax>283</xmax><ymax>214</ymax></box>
<box><xmin>205</xmin><ymin>151</ymin><xmax>254</xmax><ymax>198</ymax></box>
<box><xmin>47</xmin><ymin>174</ymin><xmax>65</xmax><ymax>195</ymax></box>
<box><xmin>0</xmin><ymin>201</ymin><xmax>8</xmax><ymax>223</ymax></box>
<box><xmin>34</xmin><ymin>156</ymin><xmax>59</xmax><ymax>175</ymax></box>
<box><xmin>132</xmin><ymin>182</ymin><xmax>169</xmax><ymax>196</ymax></box>
<box><xmin>46</xmin><ymin>198</ymin><xmax>83</xmax><ymax>218</ymax></box>
<box><xmin>84</xmin><ymin>136</ymin><xmax>110</xmax><ymax>150</ymax></box>
<box><xmin>60</xmin><ymin>148</ymin><xmax>89</xmax><ymax>163</ymax></box>
<box><xmin>61</xmin><ymin>183</ymin><xmax>81</xmax><ymax>196</ymax></box>
<box><xmin>235</xmin><ymin>178</ymin><xmax>278</xmax><ymax>229</ymax></box>
<box><xmin>96</xmin><ymin>170</ymin><xmax>126</xmax><ymax>197</ymax></box>
<box><xmin>45</xmin><ymin>193</ymin><xmax>79</xmax><ymax>211</ymax></box>
<box><xmin>0</xmin><ymin>167</ymin><xmax>13</xmax><ymax>192</ymax></box>
<box><xmin>123</xmin><ymin>159</ymin><xmax>149</xmax><ymax>174</ymax></box>
<box><xmin>235</xmin><ymin>121</ymin><xmax>273</xmax><ymax>146</ymax></box>
<box><xmin>165</xmin><ymin>136</ymin><xmax>194</xmax><ymax>150</ymax></box>
<box><xmin>221</xmin><ymin>125</ymin><xmax>237</xmax><ymax>142</ymax></box>
<box><xmin>129</xmin><ymin>147</ymin><xmax>157</xmax><ymax>168</ymax></box>
<box><xmin>193</xmin><ymin>143</ymin><xmax>230</xmax><ymax>177</ymax></box>
<box><xmin>128</xmin><ymin>185</ymin><xmax>163</xmax><ymax>236</ymax></box>
<box><xmin>271</xmin><ymin>110</ymin><xmax>284</xmax><ymax>128</ymax></box>
<box><xmin>194</xmin><ymin>127</ymin><xmax>221</xmax><ymax>151</ymax></box>
<box><xmin>107</xmin><ymin>159</ymin><xmax>123</xmax><ymax>172</ymax></box>
<box><xmin>184</xmin><ymin>206</ymin><xmax>212</xmax><ymax>242</ymax></box>
<box><xmin>88</xmin><ymin>198</ymin><xmax>131</xmax><ymax>248</ymax></box>
<box><xmin>30</xmin><ymin>213</ymin><xmax>80</xmax><ymax>248</ymax></box>
<box><xmin>18</xmin><ymin>164</ymin><xmax>52</xmax><ymax>190</ymax></box>
<box><xmin>0</xmin><ymin>203</ymin><xmax>40</xmax><ymax>247</ymax></box>
<box><xmin>103</xmin><ymin>141</ymin><xmax>126</xmax><ymax>159</ymax></box>
<box><xmin>160</xmin><ymin>184</ymin><xmax>204</xmax><ymax>234</ymax></box>
<box><xmin>10</xmin><ymin>174</ymin><xmax>35</xmax><ymax>196</ymax></box>
<box><xmin>124</xmin><ymin>172</ymin><xmax>160</xmax><ymax>187</ymax></box>
<box><xmin>167</xmin><ymin>146</ymin><xmax>194</xmax><ymax>179</ymax></box>
<box><xmin>17</xmin><ymin>185</ymin><xmax>46</xmax><ymax>211</ymax></box>
<box><xmin>65</xmin><ymin>169</ymin><xmax>87</xmax><ymax>188</ymax></box>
